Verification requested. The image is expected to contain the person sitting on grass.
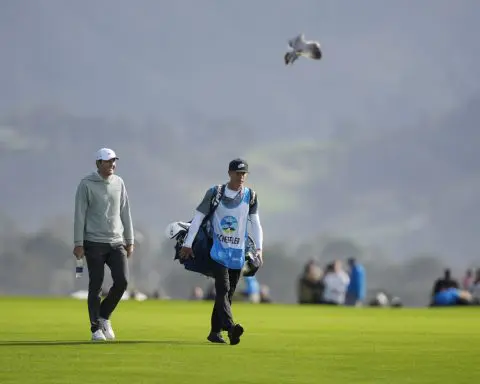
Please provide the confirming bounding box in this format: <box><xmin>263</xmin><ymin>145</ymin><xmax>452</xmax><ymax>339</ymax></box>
<box><xmin>431</xmin><ymin>286</ymin><xmax>473</xmax><ymax>307</ymax></box>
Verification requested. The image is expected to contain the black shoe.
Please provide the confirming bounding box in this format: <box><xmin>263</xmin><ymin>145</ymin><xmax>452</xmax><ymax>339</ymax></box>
<box><xmin>228</xmin><ymin>324</ymin><xmax>244</xmax><ymax>346</ymax></box>
<box><xmin>207</xmin><ymin>332</ymin><xmax>226</xmax><ymax>344</ymax></box>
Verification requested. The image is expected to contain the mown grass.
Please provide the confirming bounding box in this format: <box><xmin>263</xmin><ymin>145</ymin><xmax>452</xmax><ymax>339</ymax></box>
<box><xmin>0</xmin><ymin>297</ymin><xmax>478</xmax><ymax>383</ymax></box>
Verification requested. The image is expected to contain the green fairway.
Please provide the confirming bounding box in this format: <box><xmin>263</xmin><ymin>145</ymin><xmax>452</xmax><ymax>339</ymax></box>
<box><xmin>0</xmin><ymin>297</ymin><xmax>478</xmax><ymax>383</ymax></box>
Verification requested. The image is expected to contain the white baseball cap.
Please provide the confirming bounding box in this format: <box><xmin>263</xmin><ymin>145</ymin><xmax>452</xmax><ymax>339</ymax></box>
<box><xmin>95</xmin><ymin>148</ymin><xmax>119</xmax><ymax>161</ymax></box>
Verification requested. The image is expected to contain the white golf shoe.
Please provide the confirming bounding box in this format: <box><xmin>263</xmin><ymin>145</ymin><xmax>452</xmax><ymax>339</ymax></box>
<box><xmin>91</xmin><ymin>329</ymin><xmax>106</xmax><ymax>341</ymax></box>
<box><xmin>99</xmin><ymin>318</ymin><xmax>115</xmax><ymax>340</ymax></box>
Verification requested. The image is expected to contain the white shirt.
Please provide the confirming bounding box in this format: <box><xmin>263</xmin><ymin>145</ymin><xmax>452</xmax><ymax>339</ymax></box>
<box><xmin>323</xmin><ymin>271</ymin><xmax>350</xmax><ymax>304</ymax></box>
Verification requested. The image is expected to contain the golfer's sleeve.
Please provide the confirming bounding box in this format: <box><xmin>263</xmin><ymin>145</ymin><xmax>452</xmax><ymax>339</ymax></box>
<box><xmin>120</xmin><ymin>181</ymin><xmax>134</xmax><ymax>245</ymax></box>
<box><xmin>249</xmin><ymin>213</ymin><xmax>263</xmax><ymax>250</ymax></box>
<box><xmin>183</xmin><ymin>210</ymin><xmax>206</xmax><ymax>248</ymax></box>
<box><xmin>74</xmin><ymin>181</ymin><xmax>88</xmax><ymax>246</ymax></box>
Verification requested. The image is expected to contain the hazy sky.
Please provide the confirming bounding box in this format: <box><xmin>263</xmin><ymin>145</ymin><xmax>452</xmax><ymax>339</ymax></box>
<box><xmin>1</xmin><ymin>0</ymin><xmax>479</xmax><ymax>259</ymax></box>
<box><xmin>1</xmin><ymin>0</ymin><xmax>479</xmax><ymax>142</ymax></box>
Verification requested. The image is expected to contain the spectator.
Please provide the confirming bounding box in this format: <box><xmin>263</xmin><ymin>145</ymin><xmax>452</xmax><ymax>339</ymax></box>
<box><xmin>190</xmin><ymin>286</ymin><xmax>204</xmax><ymax>300</ymax></box>
<box><xmin>462</xmin><ymin>269</ymin><xmax>474</xmax><ymax>292</ymax></box>
<box><xmin>297</xmin><ymin>260</ymin><xmax>324</xmax><ymax>304</ymax></box>
<box><xmin>470</xmin><ymin>268</ymin><xmax>480</xmax><ymax>304</ymax></box>
<box><xmin>345</xmin><ymin>258</ymin><xmax>366</xmax><ymax>306</ymax></box>
<box><xmin>322</xmin><ymin>260</ymin><xmax>350</xmax><ymax>305</ymax></box>
<box><xmin>431</xmin><ymin>268</ymin><xmax>459</xmax><ymax>298</ymax></box>
<box><xmin>259</xmin><ymin>284</ymin><xmax>272</xmax><ymax>303</ymax></box>
<box><xmin>243</xmin><ymin>276</ymin><xmax>261</xmax><ymax>303</ymax></box>
<box><xmin>431</xmin><ymin>286</ymin><xmax>472</xmax><ymax>306</ymax></box>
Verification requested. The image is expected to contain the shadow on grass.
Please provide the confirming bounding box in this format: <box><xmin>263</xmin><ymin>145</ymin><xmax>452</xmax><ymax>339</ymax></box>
<box><xmin>0</xmin><ymin>340</ymin><xmax>206</xmax><ymax>347</ymax></box>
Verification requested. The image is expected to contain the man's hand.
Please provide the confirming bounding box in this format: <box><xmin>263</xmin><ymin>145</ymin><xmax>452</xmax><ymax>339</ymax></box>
<box><xmin>256</xmin><ymin>249</ymin><xmax>263</xmax><ymax>267</ymax></box>
<box><xmin>73</xmin><ymin>246</ymin><xmax>84</xmax><ymax>260</ymax></box>
<box><xmin>179</xmin><ymin>246</ymin><xmax>194</xmax><ymax>260</ymax></box>
<box><xmin>125</xmin><ymin>244</ymin><xmax>135</xmax><ymax>258</ymax></box>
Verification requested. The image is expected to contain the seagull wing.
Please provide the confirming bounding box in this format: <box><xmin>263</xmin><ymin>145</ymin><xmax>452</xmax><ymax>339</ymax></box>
<box><xmin>288</xmin><ymin>33</ymin><xmax>305</xmax><ymax>50</ymax></box>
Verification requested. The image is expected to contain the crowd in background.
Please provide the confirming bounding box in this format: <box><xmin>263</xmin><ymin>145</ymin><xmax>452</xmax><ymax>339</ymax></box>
<box><xmin>296</xmin><ymin>258</ymin><xmax>368</xmax><ymax>306</ymax></box>
<box><xmin>74</xmin><ymin>259</ymin><xmax>480</xmax><ymax>309</ymax></box>
<box><xmin>189</xmin><ymin>275</ymin><xmax>273</xmax><ymax>304</ymax></box>
<box><xmin>189</xmin><ymin>257</ymin><xmax>368</xmax><ymax>307</ymax></box>
<box><xmin>430</xmin><ymin>267</ymin><xmax>480</xmax><ymax>306</ymax></box>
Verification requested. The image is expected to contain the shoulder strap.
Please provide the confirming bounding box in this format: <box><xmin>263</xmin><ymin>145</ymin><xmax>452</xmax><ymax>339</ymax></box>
<box><xmin>206</xmin><ymin>184</ymin><xmax>226</xmax><ymax>220</ymax></box>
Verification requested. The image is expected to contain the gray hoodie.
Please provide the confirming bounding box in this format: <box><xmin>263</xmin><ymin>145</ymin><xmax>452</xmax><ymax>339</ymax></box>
<box><xmin>74</xmin><ymin>171</ymin><xmax>134</xmax><ymax>246</ymax></box>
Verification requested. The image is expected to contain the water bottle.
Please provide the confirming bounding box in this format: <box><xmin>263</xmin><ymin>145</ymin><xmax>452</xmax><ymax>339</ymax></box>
<box><xmin>75</xmin><ymin>258</ymin><xmax>84</xmax><ymax>279</ymax></box>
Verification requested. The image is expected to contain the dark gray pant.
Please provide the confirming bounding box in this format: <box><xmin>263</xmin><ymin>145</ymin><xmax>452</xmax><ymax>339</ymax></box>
<box><xmin>84</xmin><ymin>241</ymin><xmax>129</xmax><ymax>333</ymax></box>
<box><xmin>210</xmin><ymin>262</ymin><xmax>241</xmax><ymax>333</ymax></box>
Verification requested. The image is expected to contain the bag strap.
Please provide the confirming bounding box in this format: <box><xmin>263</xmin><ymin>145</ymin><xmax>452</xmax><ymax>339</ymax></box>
<box><xmin>203</xmin><ymin>184</ymin><xmax>226</xmax><ymax>224</ymax></box>
<box><xmin>211</xmin><ymin>184</ymin><xmax>225</xmax><ymax>212</ymax></box>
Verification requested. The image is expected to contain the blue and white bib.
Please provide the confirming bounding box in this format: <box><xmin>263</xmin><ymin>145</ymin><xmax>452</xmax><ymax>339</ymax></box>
<box><xmin>210</xmin><ymin>187</ymin><xmax>251</xmax><ymax>269</ymax></box>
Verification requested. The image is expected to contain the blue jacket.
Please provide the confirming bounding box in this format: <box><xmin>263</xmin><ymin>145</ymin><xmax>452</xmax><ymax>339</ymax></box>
<box><xmin>347</xmin><ymin>263</ymin><xmax>366</xmax><ymax>300</ymax></box>
<box><xmin>433</xmin><ymin>288</ymin><xmax>460</xmax><ymax>306</ymax></box>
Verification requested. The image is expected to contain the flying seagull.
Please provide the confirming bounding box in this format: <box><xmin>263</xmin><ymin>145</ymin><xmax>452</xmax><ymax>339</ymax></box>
<box><xmin>284</xmin><ymin>33</ymin><xmax>322</xmax><ymax>65</ymax></box>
